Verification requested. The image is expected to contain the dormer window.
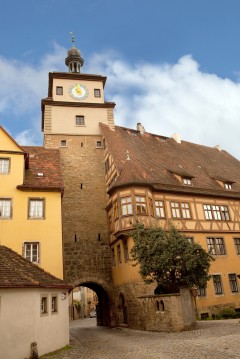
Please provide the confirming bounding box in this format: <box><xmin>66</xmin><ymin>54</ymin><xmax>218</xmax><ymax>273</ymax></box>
<box><xmin>224</xmin><ymin>183</ymin><xmax>232</xmax><ymax>190</ymax></box>
<box><xmin>182</xmin><ymin>177</ymin><xmax>192</xmax><ymax>186</ymax></box>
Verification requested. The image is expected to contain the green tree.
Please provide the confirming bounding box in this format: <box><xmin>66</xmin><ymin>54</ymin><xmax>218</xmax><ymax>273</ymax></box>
<box><xmin>130</xmin><ymin>223</ymin><xmax>213</xmax><ymax>293</ymax></box>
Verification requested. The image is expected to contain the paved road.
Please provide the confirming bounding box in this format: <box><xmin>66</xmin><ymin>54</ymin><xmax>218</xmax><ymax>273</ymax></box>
<box><xmin>42</xmin><ymin>318</ymin><xmax>240</xmax><ymax>359</ymax></box>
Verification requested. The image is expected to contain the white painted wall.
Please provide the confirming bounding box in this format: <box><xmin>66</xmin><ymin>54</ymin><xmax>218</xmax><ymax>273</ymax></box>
<box><xmin>0</xmin><ymin>288</ymin><xmax>69</xmax><ymax>359</ymax></box>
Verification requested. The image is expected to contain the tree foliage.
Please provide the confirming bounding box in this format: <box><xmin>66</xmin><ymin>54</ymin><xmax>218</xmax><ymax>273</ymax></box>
<box><xmin>130</xmin><ymin>223</ymin><xmax>213</xmax><ymax>293</ymax></box>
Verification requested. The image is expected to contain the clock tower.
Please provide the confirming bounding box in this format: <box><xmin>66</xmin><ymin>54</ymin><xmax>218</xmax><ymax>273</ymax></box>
<box><xmin>41</xmin><ymin>40</ymin><xmax>115</xmax><ymax>324</ymax></box>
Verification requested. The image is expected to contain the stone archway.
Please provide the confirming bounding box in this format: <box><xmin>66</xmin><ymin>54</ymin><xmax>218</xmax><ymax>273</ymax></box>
<box><xmin>72</xmin><ymin>277</ymin><xmax>114</xmax><ymax>327</ymax></box>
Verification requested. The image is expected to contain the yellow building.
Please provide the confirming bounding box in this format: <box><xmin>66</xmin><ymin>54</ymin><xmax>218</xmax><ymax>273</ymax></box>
<box><xmin>101</xmin><ymin>123</ymin><xmax>240</xmax><ymax>318</ymax></box>
<box><xmin>39</xmin><ymin>39</ymin><xmax>240</xmax><ymax>325</ymax></box>
<box><xmin>0</xmin><ymin>126</ymin><xmax>64</xmax><ymax>279</ymax></box>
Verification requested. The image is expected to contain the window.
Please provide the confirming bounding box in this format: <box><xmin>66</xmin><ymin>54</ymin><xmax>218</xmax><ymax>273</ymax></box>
<box><xmin>171</xmin><ymin>202</ymin><xmax>181</xmax><ymax>218</ymax></box>
<box><xmin>29</xmin><ymin>199</ymin><xmax>44</xmax><ymax>219</ymax></box>
<box><xmin>0</xmin><ymin>158</ymin><xmax>10</xmax><ymax>174</ymax></box>
<box><xmin>76</xmin><ymin>115</ymin><xmax>85</xmax><ymax>126</ymax></box>
<box><xmin>117</xmin><ymin>244</ymin><xmax>122</xmax><ymax>265</ymax></box>
<box><xmin>94</xmin><ymin>89</ymin><xmax>101</xmax><ymax>98</ymax></box>
<box><xmin>224</xmin><ymin>182</ymin><xmax>232</xmax><ymax>190</ymax></box>
<box><xmin>155</xmin><ymin>200</ymin><xmax>165</xmax><ymax>218</ymax></box>
<box><xmin>41</xmin><ymin>296</ymin><xmax>48</xmax><ymax>315</ymax></box>
<box><xmin>207</xmin><ymin>237</ymin><xmax>226</xmax><ymax>255</ymax></box>
<box><xmin>171</xmin><ymin>202</ymin><xmax>191</xmax><ymax>219</ymax></box>
<box><xmin>96</xmin><ymin>141</ymin><xmax>102</xmax><ymax>148</ymax></box>
<box><xmin>181</xmin><ymin>203</ymin><xmax>191</xmax><ymax>219</ymax></box>
<box><xmin>213</xmin><ymin>275</ymin><xmax>223</xmax><ymax>295</ymax></box>
<box><xmin>24</xmin><ymin>242</ymin><xmax>39</xmax><ymax>263</ymax></box>
<box><xmin>121</xmin><ymin>197</ymin><xmax>133</xmax><ymax>216</ymax></box>
<box><xmin>212</xmin><ymin>205</ymin><xmax>221</xmax><ymax>220</ymax></box>
<box><xmin>123</xmin><ymin>240</ymin><xmax>129</xmax><ymax>262</ymax></box>
<box><xmin>221</xmin><ymin>206</ymin><xmax>230</xmax><ymax>220</ymax></box>
<box><xmin>203</xmin><ymin>204</ymin><xmax>230</xmax><ymax>221</ymax></box>
<box><xmin>182</xmin><ymin>177</ymin><xmax>192</xmax><ymax>185</ymax></box>
<box><xmin>51</xmin><ymin>296</ymin><xmax>58</xmax><ymax>313</ymax></box>
<box><xmin>0</xmin><ymin>199</ymin><xmax>11</xmax><ymax>218</ymax></box>
<box><xmin>135</xmin><ymin>196</ymin><xmax>147</xmax><ymax>215</ymax></box>
<box><xmin>234</xmin><ymin>238</ymin><xmax>240</xmax><ymax>255</ymax></box>
<box><xmin>56</xmin><ymin>86</ymin><xmax>63</xmax><ymax>95</ymax></box>
<box><xmin>228</xmin><ymin>274</ymin><xmax>238</xmax><ymax>293</ymax></box>
<box><xmin>60</xmin><ymin>140</ymin><xmax>67</xmax><ymax>147</ymax></box>
<box><xmin>203</xmin><ymin>205</ymin><xmax>212</xmax><ymax>220</ymax></box>
<box><xmin>197</xmin><ymin>287</ymin><xmax>207</xmax><ymax>297</ymax></box>
<box><xmin>215</xmin><ymin>237</ymin><xmax>226</xmax><ymax>255</ymax></box>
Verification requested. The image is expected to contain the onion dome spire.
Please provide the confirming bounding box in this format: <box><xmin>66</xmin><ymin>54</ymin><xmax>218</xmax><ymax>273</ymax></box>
<box><xmin>65</xmin><ymin>32</ymin><xmax>84</xmax><ymax>73</ymax></box>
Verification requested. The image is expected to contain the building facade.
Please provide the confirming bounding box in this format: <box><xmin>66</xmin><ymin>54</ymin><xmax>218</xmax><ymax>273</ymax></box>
<box><xmin>0</xmin><ymin>126</ymin><xmax>64</xmax><ymax>279</ymax></box>
<box><xmin>0</xmin><ymin>245</ymin><xmax>72</xmax><ymax>359</ymax></box>
<box><xmin>40</xmin><ymin>39</ymin><xmax>240</xmax><ymax>328</ymax></box>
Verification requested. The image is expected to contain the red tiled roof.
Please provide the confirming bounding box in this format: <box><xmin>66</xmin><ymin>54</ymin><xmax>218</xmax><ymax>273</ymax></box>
<box><xmin>0</xmin><ymin>245</ymin><xmax>72</xmax><ymax>289</ymax></box>
<box><xmin>100</xmin><ymin>124</ymin><xmax>240</xmax><ymax>198</ymax></box>
<box><xmin>17</xmin><ymin>146</ymin><xmax>64</xmax><ymax>192</ymax></box>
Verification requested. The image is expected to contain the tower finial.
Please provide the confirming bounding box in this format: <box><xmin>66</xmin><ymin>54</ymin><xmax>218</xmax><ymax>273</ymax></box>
<box><xmin>69</xmin><ymin>31</ymin><xmax>75</xmax><ymax>47</ymax></box>
<box><xmin>65</xmin><ymin>32</ymin><xmax>84</xmax><ymax>73</ymax></box>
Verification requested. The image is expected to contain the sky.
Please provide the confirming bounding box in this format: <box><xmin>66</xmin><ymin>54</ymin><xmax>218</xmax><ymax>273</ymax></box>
<box><xmin>1</xmin><ymin>0</ymin><xmax>240</xmax><ymax>158</ymax></box>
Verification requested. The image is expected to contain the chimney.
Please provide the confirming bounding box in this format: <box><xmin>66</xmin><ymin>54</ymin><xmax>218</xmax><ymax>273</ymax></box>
<box><xmin>214</xmin><ymin>145</ymin><xmax>221</xmax><ymax>152</ymax></box>
<box><xmin>136</xmin><ymin>123</ymin><xmax>145</xmax><ymax>135</ymax></box>
<box><xmin>171</xmin><ymin>133</ymin><xmax>181</xmax><ymax>144</ymax></box>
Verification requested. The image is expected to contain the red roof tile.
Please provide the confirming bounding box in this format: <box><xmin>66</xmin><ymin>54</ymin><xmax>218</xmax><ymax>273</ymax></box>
<box><xmin>0</xmin><ymin>245</ymin><xmax>72</xmax><ymax>289</ymax></box>
<box><xmin>100</xmin><ymin>124</ymin><xmax>240</xmax><ymax>198</ymax></box>
<box><xmin>17</xmin><ymin>146</ymin><xmax>64</xmax><ymax>192</ymax></box>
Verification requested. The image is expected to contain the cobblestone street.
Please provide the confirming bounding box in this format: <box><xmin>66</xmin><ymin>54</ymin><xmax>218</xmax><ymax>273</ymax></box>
<box><xmin>41</xmin><ymin>318</ymin><xmax>240</xmax><ymax>359</ymax></box>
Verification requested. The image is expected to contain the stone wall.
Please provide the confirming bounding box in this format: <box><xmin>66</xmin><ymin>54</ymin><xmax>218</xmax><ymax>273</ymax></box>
<box><xmin>114</xmin><ymin>282</ymin><xmax>196</xmax><ymax>332</ymax></box>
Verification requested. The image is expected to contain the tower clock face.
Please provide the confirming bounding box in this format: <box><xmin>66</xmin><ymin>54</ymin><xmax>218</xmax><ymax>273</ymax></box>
<box><xmin>69</xmin><ymin>83</ymin><xmax>89</xmax><ymax>100</ymax></box>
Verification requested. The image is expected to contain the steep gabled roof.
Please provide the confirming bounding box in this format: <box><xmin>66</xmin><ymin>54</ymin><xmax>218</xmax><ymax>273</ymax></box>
<box><xmin>17</xmin><ymin>146</ymin><xmax>64</xmax><ymax>192</ymax></box>
<box><xmin>100</xmin><ymin>123</ymin><xmax>240</xmax><ymax>198</ymax></box>
<box><xmin>0</xmin><ymin>245</ymin><xmax>72</xmax><ymax>289</ymax></box>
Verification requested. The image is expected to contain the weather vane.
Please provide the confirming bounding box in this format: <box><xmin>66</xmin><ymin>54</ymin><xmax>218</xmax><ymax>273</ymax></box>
<box><xmin>69</xmin><ymin>32</ymin><xmax>75</xmax><ymax>47</ymax></box>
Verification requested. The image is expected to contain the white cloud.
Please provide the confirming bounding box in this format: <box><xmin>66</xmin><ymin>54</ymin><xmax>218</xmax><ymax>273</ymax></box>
<box><xmin>88</xmin><ymin>52</ymin><xmax>240</xmax><ymax>158</ymax></box>
<box><xmin>0</xmin><ymin>43</ymin><xmax>65</xmax><ymax>116</ymax></box>
<box><xmin>1</xmin><ymin>46</ymin><xmax>240</xmax><ymax>158</ymax></box>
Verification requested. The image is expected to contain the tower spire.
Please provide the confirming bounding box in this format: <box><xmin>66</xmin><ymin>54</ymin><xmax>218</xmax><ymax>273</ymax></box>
<box><xmin>65</xmin><ymin>32</ymin><xmax>84</xmax><ymax>73</ymax></box>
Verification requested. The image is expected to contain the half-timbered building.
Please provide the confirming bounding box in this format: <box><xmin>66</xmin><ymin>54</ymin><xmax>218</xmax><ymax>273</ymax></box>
<box><xmin>101</xmin><ymin>122</ymin><xmax>240</xmax><ymax>318</ymax></box>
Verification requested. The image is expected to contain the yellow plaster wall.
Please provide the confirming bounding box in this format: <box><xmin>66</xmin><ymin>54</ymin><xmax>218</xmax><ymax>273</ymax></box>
<box><xmin>0</xmin><ymin>135</ymin><xmax>63</xmax><ymax>279</ymax></box>
<box><xmin>0</xmin><ymin>190</ymin><xmax>63</xmax><ymax>279</ymax></box>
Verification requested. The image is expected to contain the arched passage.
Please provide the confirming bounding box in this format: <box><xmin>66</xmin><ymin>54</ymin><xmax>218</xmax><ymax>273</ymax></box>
<box><xmin>72</xmin><ymin>277</ymin><xmax>113</xmax><ymax>327</ymax></box>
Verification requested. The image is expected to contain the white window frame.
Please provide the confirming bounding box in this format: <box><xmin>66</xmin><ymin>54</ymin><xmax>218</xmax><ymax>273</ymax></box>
<box><xmin>182</xmin><ymin>178</ymin><xmax>192</xmax><ymax>185</ymax></box>
<box><xmin>28</xmin><ymin>199</ymin><xmax>44</xmax><ymax>219</ymax></box>
<box><xmin>121</xmin><ymin>197</ymin><xmax>133</xmax><ymax>216</ymax></box>
<box><xmin>155</xmin><ymin>200</ymin><xmax>165</xmax><ymax>218</ymax></box>
<box><xmin>41</xmin><ymin>295</ymin><xmax>49</xmax><ymax>316</ymax></box>
<box><xmin>0</xmin><ymin>199</ymin><xmax>12</xmax><ymax>218</ymax></box>
<box><xmin>24</xmin><ymin>242</ymin><xmax>39</xmax><ymax>263</ymax></box>
<box><xmin>0</xmin><ymin>158</ymin><xmax>10</xmax><ymax>174</ymax></box>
